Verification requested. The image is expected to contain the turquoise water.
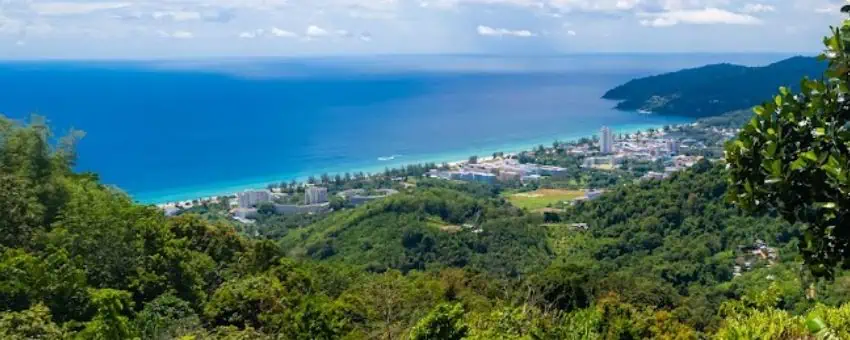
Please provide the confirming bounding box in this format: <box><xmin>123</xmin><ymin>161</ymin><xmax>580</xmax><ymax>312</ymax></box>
<box><xmin>0</xmin><ymin>55</ymin><xmax>784</xmax><ymax>203</ymax></box>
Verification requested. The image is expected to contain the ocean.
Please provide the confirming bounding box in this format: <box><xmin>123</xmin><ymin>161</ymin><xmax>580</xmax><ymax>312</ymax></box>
<box><xmin>0</xmin><ymin>54</ymin><xmax>789</xmax><ymax>203</ymax></box>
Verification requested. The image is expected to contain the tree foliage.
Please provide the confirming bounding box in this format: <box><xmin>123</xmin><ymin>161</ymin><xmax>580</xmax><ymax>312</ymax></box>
<box><xmin>409</xmin><ymin>303</ymin><xmax>468</xmax><ymax>340</ymax></box>
<box><xmin>726</xmin><ymin>14</ymin><xmax>850</xmax><ymax>277</ymax></box>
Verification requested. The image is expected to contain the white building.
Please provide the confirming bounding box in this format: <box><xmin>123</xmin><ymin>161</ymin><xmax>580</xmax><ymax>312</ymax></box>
<box><xmin>237</xmin><ymin>190</ymin><xmax>271</xmax><ymax>209</ymax></box>
<box><xmin>600</xmin><ymin>126</ymin><xmax>614</xmax><ymax>154</ymax></box>
<box><xmin>667</xmin><ymin>139</ymin><xmax>679</xmax><ymax>155</ymax></box>
<box><xmin>305</xmin><ymin>186</ymin><xmax>329</xmax><ymax>205</ymax></box>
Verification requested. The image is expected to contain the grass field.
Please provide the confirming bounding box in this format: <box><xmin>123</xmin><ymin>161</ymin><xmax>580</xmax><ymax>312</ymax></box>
<box><xmin>505</xmin><ymin>189</ymin><xmax>586</xmax><ymax>210</ymax></box>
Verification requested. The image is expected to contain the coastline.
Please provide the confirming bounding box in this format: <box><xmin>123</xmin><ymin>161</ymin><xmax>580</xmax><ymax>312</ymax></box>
<box><xmin>143</xmin><ymin>119</ymin><xmax>690</xmax><ymax>205</ymax></box>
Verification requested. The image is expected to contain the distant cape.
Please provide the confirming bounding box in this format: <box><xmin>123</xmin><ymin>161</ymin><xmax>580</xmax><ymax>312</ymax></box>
<box><xmin>602</xmin><ymin>56</ymin><xmax>827</xmax><ymax>117</ymax></box>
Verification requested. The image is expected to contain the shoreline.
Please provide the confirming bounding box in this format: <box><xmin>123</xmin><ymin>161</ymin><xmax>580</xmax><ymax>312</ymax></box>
<box><xmin>145</xmin><ymin>120</ymin><xmax>689</xmax><ymax>206</ymax></box>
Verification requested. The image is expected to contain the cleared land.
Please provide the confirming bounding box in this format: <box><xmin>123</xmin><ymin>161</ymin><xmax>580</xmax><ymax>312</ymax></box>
<box><xmin>506</xmin><ymin>189</ymin><xmax>586</xmax><ymax>210</ymax></box>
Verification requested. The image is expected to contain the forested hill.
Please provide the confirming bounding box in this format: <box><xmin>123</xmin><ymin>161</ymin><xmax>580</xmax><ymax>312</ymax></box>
<box><xmin>603</xmin><ymin>56</ymin><xmax>826</xmax><ymax>117</ymax></box>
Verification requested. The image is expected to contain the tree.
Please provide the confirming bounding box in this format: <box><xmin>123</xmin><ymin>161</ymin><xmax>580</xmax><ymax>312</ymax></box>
<box><xmin>78</xmin><ymin>289</ymin><xmax>136</xmax><ymax>340</ymax></box>
<box><xmin>134</xmin><ymin>294</ymin><xmax>200</xmax><ymax>340</ymax></box>
<box><xmin>257</xmin><ymin>202</ymin><xmax>277</xmax><ymax>216</ymax></box>
<box><xmin>0</xmin><ymin>304</ymin><xmax>63</xmax><ymax>340</ymax></box>
<box><xmin>468</xmin><ymin>156</ymin><xmax>478</xmax><ymax>164</ymax></box>
<box><xmin>726</xmin><ymin>12</ymin><xmax>849</xmax><ymax>277</ymax></box>
<box><xmin>409</xmin><ymin>303</ymin><xmax>468</xmax><ymax>340</ymax></box>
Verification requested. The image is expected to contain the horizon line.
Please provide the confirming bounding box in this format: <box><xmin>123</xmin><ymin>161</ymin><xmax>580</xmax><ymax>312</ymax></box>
<box><xmin>0</xmin><ymin>51</ymin><xmax>816</xmax><ymax>63</ymax></box>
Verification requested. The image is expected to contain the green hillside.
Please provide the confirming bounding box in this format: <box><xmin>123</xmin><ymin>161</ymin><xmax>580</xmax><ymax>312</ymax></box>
<box><xmin>280</xmin><ymin>180</ymin><xmax>553</xmax><ymax>277</ymax></box>
<box><xmin>603</xmin><ymin>56</ymin><xmax>826</xmax><ymax>117</ymax></box>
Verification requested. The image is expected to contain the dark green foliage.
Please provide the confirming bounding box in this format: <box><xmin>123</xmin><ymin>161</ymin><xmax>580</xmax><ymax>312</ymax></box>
<box><xmin>546</xmin><ymin>163</ymin><xmax>802</xmax><ymax>328</ymax></box>
<box><xmin>135</xmin><ymin>294</ymin><xmax>200</xmax><ymax>340</ymax></box>
<box><xmin>604</xmin><ymin>56</ymin><xmax>826</xmax><ymax>117</ymax></box>
<box><xmin>78</xmin><ymin>288</ymin><xmax>136</xmax><ymax>340</ymax></box>
<box><xmin>409</xmin><ymin>303</ymin><xmax>468</xmax><ymax>340</ymax></box>
<box><xmin>726</xmin><ymin>16</ymin><xmax>850</xmax><ymax>277</ymax></box>
<box><xmin>696</xmin><ymin>110</ymin><xmax>754</xmax><ymax>128</ymax></box>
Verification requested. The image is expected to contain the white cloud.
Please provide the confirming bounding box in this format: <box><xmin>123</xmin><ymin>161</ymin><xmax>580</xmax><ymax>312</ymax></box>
<box><xmin>172</xmin><ymin>31</ymin><xmax>194</xmax><ymax>39</ymax></box>
<box><xmin>159</xmin><ymin>30</ymin><xmax>194</xmax><ymax>39</ymax></box>
<box><xmin>239</xmin><ymin>29</ymin><xmax>264</xmax><ymax>39</ymax></box>
<box><xmin>306</xmin><ymin>25</ymin><xmax>331</xmax><ymax>37</ymax></box>
<box><xmin>31</xmin><ymin>2</ymin><xmax>131</xmax><ymax>16</ymax></box>
<box><xmin>547</xmin><ymin>0</ymin><xmax>640</xmax><ymax>11</ymax></box>
<box><xmin>639</xmin><ymin>8</ymin><xmax>762</xmax><ymax>27</ymax></box>
<box><xmin>422</xmin><ymin>0</ymin><xmax>543</xmax><ymax>10</ymax></box>
<box><xmin>741</xmin><ymin>3</ymin><xmax>775</xmax><ymax>13</ymax></box>
<box><xmin>0</xmin><ymin>0</ymin><xmax>831</xmax><ymax>57</ymax></box>
<box><xmin>152</xmin><ymin>11</ymin><xmax>203</xmax><ymax>22</ymax></box>
<box><xmin>477</xmin><ymin>25</ymin><xmax>536</xmax><ymax>37</ymax></box>
<box><xmin>271</xmin><ymin>27</ymin><xmax>298</xmax><ymax>38</ymax></box>
<box><xmin>239</xmin><ymin>27</ymin><xmax>298</xmax><ymax>39</ymax></box>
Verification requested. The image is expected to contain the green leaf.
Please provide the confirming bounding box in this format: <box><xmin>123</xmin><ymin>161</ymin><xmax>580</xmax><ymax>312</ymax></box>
<box><xmin>791</xmin><ymin>158</ymin><xmax>808</xmax><ymax>171</ymax></box>
<box><xmin>771</xmin><ymin>159</ymin><xmax>782</xmax><ymax>177</ymax></box>
<box><xmin>753</xmin><ymin>106</ymin><xmax>766</xmax><ymax>116</ymax></box>
<box><xmin>822</xmin><ymin>156</ymin><xmax>843</xmax><ymax>178</ymax></box>
<box><xmin>779</xmin><ymin>86</ymin><xmax>790</xmax><ymax>96</ymax></box>
<box><xmin>775</xmin><ymin>95</ymin><xmax>783</xmax><ymax>106</ymax></box>
<box><xmin>817</xmin><ymin>202</ymin><xmax>837</xmax><ymax>210</ymax></box>
<box><xmin>802</xmin><ymin>151</ymin><xmax>818</xmax><ymax>162</ymax></box>
<box><xmin>765</xmin><ymin>142</ymin><xmax>778</xmax><ymax>157</ymax></box>
<box><xmin>806</xmin><ymin>317</ymin><xmax>827</xmax><ymax>334</ymax></box>
<box><xmin>814</xmin><ymin>128</ymin><xmax>826</xmax><ymax>137</ymax></box>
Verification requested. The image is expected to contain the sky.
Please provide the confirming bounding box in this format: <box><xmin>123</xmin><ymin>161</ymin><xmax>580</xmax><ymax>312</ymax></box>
<box><xmin>0</xmin><ymin>0</ymin><xmax>845</xmax><ymax>59</ymax></box>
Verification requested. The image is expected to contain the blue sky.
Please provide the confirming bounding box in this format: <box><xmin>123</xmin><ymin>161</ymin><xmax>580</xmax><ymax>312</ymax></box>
<box><xmin>0</xmin><ymin>0</ymin><xmax>844</xmax><ymax>58</ymax></box>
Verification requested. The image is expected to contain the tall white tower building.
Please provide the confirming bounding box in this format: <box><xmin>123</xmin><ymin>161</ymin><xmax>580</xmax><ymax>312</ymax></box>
<box><xmin>600</xmin><ymin>126</ymin><xmax>614</xmax><ymax>154</ymax></box>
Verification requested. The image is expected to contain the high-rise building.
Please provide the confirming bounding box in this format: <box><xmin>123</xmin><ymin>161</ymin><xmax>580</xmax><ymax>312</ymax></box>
<box><xmin>600</xmin><ymin>126</ymin><xmax>614</xmax><ymax>154</ymax></box>
<box><xmin>667</xmin><ymin>139</ymin><xmax>679</xmax><ymax>155</ymax></box>
<box><xmin>237</xmin><ymin>190</ymin><xmax>271</xmax><ymax>208</ymax></box>
<box><xmin>305</xmin><ymin>186</ymin><xmax>329</xmax><ymax>205</ymax></box>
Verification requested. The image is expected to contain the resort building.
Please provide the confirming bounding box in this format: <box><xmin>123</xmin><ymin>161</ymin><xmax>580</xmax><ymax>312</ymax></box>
<box><xmin>338</xmin><ymin>188</ymin><xmax>399</xmax><ymax>207</ymax></box>
<box><xmin>237</xmin><ymin>190</ymin><xmax>272</xmax><ymax>209</ymax></box>
<box><xmin>305</xmin><ymin>186</ymin><xmax>329</xmax><ymax>205</ymax></box>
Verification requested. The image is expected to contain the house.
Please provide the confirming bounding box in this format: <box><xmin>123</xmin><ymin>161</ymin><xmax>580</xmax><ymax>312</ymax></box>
<box><xmin>585</xmin><ymin>190</ymin><xmax>605</xmax><ymax>200</ymax></box>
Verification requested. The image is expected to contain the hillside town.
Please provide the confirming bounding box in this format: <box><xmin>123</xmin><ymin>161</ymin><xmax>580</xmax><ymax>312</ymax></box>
<box><xmin>428</xmin><ymin>123</ymin><xmax>737</xmax><ymax>186</ymax></box>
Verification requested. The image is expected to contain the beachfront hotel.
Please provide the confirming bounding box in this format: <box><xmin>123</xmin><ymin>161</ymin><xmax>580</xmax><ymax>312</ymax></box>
<box><xmin>237</xmin><ymin>190</ymin><xmax>271</xmax><ymax>208</ymax></box>
<box><xmin>305</xmin><ymin>186</ymin><xmax>329</xmax><ymax>205</ymax></box>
